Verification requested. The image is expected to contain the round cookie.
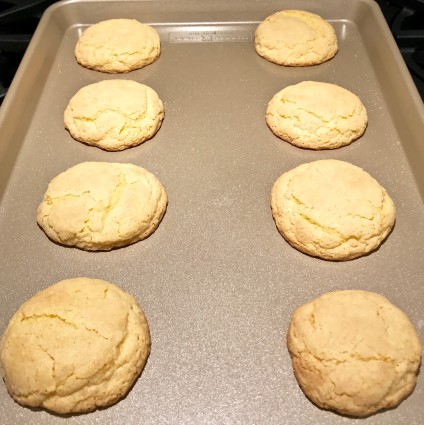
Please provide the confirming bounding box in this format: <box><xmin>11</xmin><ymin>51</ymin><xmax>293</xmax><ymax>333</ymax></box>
<box><xmin>37</xmin><ymin>162</ymin><xmax>168</xmax><ymax>251</ymax></box>
<box><xmin>255</xmin><ymin>10</ymin><xmax>338</xmax><ymax>66</ymax></box>
<box><xmin>266</xmin><ymin>81</ymin><xmax>368</xmax><ymax>149</ymax></box>
<box><xmin>270</xmin><ymin>160</ymin><xmax>396</xmax><ymax>260</ymax></box>
<box><xmin>75</xmin><ymin>19</ymin><xmax>160</xmax><ymax>73</ymax></box>
<box><xmin>64</xmin><ymin>80</ymin><xmax>164</xmax><ymax>151</ymax></box>
<box><xmin>0</xmin><ymin>277</ymin><xmax>151</xmax><ymax>414</ymax></box>
<box><xmin>287</xmin><ymin>290</ymin><xmax>422</xmax><ymax>417</ymax></box>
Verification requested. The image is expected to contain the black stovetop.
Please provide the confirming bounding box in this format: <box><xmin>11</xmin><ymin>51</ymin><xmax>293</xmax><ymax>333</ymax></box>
<box><xmin>0</xmin><ymin>0</ymin><xmax>56</xmax><ymax>103</ymax></box>
<box><xmin>377</xmin><ymin>0</ymin><xmax>424</xmax><ymax>100</ymax></box>
<box><xmin>0</xmin><ymin>0</ymin><xmax>423</xmax><ymax>104</ymax></box>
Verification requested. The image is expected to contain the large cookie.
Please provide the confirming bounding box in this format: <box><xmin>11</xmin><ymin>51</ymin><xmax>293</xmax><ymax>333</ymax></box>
<box><xmin>37</xmin><ymin>162</ymin><xmax>167</xmax><ymax>251</ymax></box>
<box><xmin>0</xmin><ymin>277</ymin><xmax>151</xmax><ymax>414</ymax></box>
<box><xmin>75</xmin><ymin>19</ymin><xmax>160</xmax><ymax>73</ymax></box>
<box><xmin>270</xmin><ymin>160</ymin><xmax>396</xmax><ymax>260</ymax></box>
<box><xmin>255</xmin><ymin>10</ymin><xmax>338</xmax><ymax>66</ymax></box>
<box><xmin>266</xmin><ymin>81</ymin><xmax>367</xmax><ymax>149</ymax></box>
<box><xmin>287</xmin><ymin>290</ymin><xmax>422</xmax><ymax>417</ymax></box>
<box><xmin>64</xmin><ymin>80</ymin><xmax>164</xmax><ymax>151</ymax></box>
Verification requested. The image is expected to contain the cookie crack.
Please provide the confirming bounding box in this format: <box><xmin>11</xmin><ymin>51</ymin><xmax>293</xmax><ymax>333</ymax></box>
<box><xmin>44</xmin><ymin>190</ymin><xmax>91</xmax><ymax>207</ymax></box>
<box><xmin>290</xmin><ymin>193</ymin><xmax>388</xmax><ymax>247</ymax></box>
<box><xmin>52</xmin><ymin>312</ymin><xmax>131</xmax><ymax>403</ymax></box>
<box><xmin>350</xmin><ymin>353</ymin><xmax>396</xmax><ymax>364</ymax></box>
<box><xmin>298</xmin><ymin>348</ymin><xmax>397</xmax><ymax>368</ymax></box>
<box><xmin>293</xmin><ymin>196</ymin><xmax>347</xmax><ymax>243</ymax></box>
<box><xmin>38</xmin><ymin>343</ymin><xmax>56</xmax><ymax>380</ymax></box>
<box><xmin>78</xmin><ymin>172</ymin><xmax>129</xmax><ymax>237</ymax></box>
<box><xmin>21</xmin><ymin>313</ymin><xmax>78</xmax><ymax>329</ymax></box>
<box><xmin>101</xmin><ymin>172</ymin><xmax>128</xmax><ymax>228</ymax></box>
<box><xmin>20</xmin><ymin>313</ymin><xmax>110</xmax><ymax>340</ymax></box>
<box><xmin>82</xmin><ymin>43</ymin><xmax>153</xmax><ymax>64</ymax></box>
<box><xmin>280</xmin><ymin>104</ymin><xmax>356</xmax><ymax>125</ymax></box>
<box><xmin>73</xmin><ymin>103</ymin><xmax>149</xmax><ymax>143</ymax></box>
<box><xmin>82</xmin><ymin>326</ymin><xmax>109</xmax><ymax>340</ymax></box>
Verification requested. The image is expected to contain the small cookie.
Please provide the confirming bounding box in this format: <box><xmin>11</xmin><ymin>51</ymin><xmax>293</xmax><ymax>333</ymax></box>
<box><xmin>270</xmin><ymin>160</ymin><xmax>396</xmax><ymax>260</ymax></box>
<box><xmin>37</xmin><ymin>162</ymin><xmax>167</xmax><ymax>251</ymax></box>
<box><xmin>64</xmin><ymin>80</ymin><xmax>164</xmax><ymax>151</ymax></box>
<box><xmin>287</xmin><ymin>290</ymin><xmax>422</xmax><ymax>417</ymax></box>
<box><xmin>255</xmin><ymin>10</ymin><xmax>338</xmax><ymax>66</ymax></box>
<box><xmin>0</xmin><ymin>277</ymin><xmax>151</xmax><ymax>414</ymax></box>
<box><xmin>266</xmin><ymin>81</ymin><xmax>367</xmax><ymax>149</ymax></box>
<box><xmin>75</xmin><ymin>19</ymin><xmax>160</xmax><ymax>73</ymax></box>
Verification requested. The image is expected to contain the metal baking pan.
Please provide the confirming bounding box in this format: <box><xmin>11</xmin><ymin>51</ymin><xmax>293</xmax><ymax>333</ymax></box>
<box><xmin>0</xmin><ymin>0</ymin><xmax>423</xmax><ymax>424</ymax></box>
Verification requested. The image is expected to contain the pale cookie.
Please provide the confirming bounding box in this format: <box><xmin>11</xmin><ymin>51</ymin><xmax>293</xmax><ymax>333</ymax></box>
<box><xmin>255</xmin><ymin>10</ymin><xmax>338</xmax><ymax>66</ymax></box>
<box><xmin>64</xmin><ymin>80</ymin><xmax>164</xmax><ymax>151</ymax></box>
<box><xmin>75</xmin><ymin>19</ymin><xmax>160</xmax><ymax>73</ymax></box>
<box><xmin>266</xmin><ymin>81</ymin><xmax>367</xmax><ymax>149</ymax></box>
<box><xmin>0</xmin><ymin>277</ymin><xmax>151</xmax><ymax>414</ymax></box>
<box><xmin>270</xmin><ymin>160</ymin><xmax>396</xmax><ymax>260</ymax></box>
<box><xmin>287</xmin><ymin>290</ymin><xmax>422</xmax><ymax>417</ymax></box>
<box><xmin>37</xmin><ymin>162</ymin><xmax>167</xmax><ymax>251</ymax></box>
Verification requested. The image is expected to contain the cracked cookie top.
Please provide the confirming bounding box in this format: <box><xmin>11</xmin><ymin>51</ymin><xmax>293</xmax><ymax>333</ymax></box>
<box><xmin>36</xmin><ymin>162</ymin><xmax>168</xmax><ymax>251</ymax></box>
<box><xmin>64</xmin><ymin>80</ymin><xmax>164</xmax><ymax>151</ymax></box>
<box><xmin>75</xmin><ymin>19</ymin><xmax>160</xmax><ymax>73</ymax></box>
<box><xmin>287</xmin><ymin>290</ymin><xmax>422</xmax><ymax>417</ymax></box>
<box><xmin>266</xmin><ymin>81</ymin><xmax>368</xmax><ymax>149</ymax></box>
<box><xmin>254</xmin><ymin>10</ymin><xmax>338</xmax><ymax>66</ymax></box>
<box><xmin>270</xmin><ymin>160</ymin><xmax>396</xmax><ymax>260</ymax></box>
<box><xmin>0</xmin><ymin>277</ymin><xmax>151</xmax><ymax>414</ymax></box>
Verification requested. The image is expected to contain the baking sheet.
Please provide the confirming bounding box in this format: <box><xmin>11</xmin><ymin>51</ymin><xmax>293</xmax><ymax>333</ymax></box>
<box><xmin>0</xmin><ymin>0</ymin><xmax>424</xmax><ymax>424</ymax></box>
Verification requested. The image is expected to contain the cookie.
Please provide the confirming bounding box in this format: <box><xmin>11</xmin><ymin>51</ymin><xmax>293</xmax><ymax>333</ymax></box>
<box><xmin>270</xmin><ymin>160</ymin><xmax>396</xmax><ymax>260</ymax></box>
<box><xmin>75</xmin><ymin>19</ymin><xmax>160</xmax><ymax>73</ymax></box>
<box><xmin>266</xmin><ymin>81</ymin><xmax>367</xmax><ymax>149</ymax></box>
<box><xmin>287</xmin><ymin>290</ymin><xmax>422</xmax><ymax>417</ymax></box>
<box><xmin>37</xmin><ymin>162</ymin><xmax>167</xmax><ymax>251</ymax></box>
<box><xmin>0</xmin><ymin>277</ymin><xmax>151</xmax><ymax>414</ymax></box>
<box><xmin>64</xmin><ymin>80</ymin><xmax>164</xmax><ymax>151</ymax></box>
<box><xmin>255</xmin><ymin>10</ymin><xmax>338</xmax><ymax>66</ymax></box>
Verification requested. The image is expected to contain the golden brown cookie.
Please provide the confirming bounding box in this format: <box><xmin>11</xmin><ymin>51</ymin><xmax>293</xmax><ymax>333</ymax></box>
<box><xmin>75</xmin><ymin>19</ymin><xmax>160</xmax><ymax>73</ymax></box>
<box><xmin>64</xmin><ymin>80</ymin><xmax>164</xmax><ymax>151</ymax></box>
<box><xmin>37</xmin><ymin>162</ymin><xmax>168</xmax><ymax>251</ymax></box>
<box><xmin>266</xmin><ymin>81</ymin><xmax>367</xmax><ymax>149</ymax></box>
<box><xmin>255</xmin><ymin>10</ymin><xmax>338</xmax><ymax>66</ymax></box>
<box><xmin>0</xmin><ymin>277</ymin><xmax>151</xmax><ymax>414</ymax></box>
<box><xmin>287</xmin><ymin>290</ymin><xmax>422</xmax><ymax>417</ymax></box>
<box><xmin>270</xmin><ymin>160</ymin><xmax>396</xmax><ymax>260</ymax></box>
